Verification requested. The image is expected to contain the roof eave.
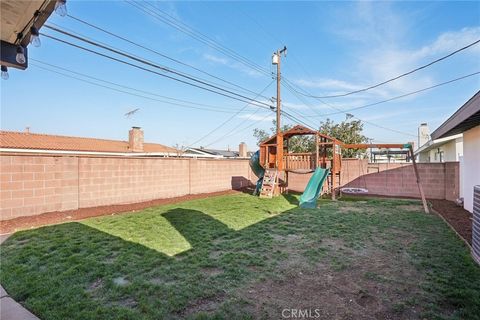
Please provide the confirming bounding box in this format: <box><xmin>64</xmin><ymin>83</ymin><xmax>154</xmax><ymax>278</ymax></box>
<box><xmin>431</xmin><ymin>91</ymin><xmax>480</xmax><ymax>140</ymax></box>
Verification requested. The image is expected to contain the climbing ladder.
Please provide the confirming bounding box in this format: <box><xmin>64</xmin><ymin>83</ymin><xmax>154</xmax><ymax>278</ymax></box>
<box><xmin>259</xmin><ymin>169</ymin><xmax>278</xmax><ymax>198</ymax></box>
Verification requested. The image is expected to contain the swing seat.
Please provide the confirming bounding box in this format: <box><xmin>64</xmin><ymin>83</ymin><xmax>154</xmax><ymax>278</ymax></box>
<box><xmin>340</xmin><ymin>187</ymin><xmax>369</xmax><ymax>194</ymax></box>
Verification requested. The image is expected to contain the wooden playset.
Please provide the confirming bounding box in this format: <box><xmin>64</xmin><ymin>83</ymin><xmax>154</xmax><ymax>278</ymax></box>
<box><xmin>255</xmin><ymin>124</ymin><xmax>429</xmax><ymax>213</ymax></box>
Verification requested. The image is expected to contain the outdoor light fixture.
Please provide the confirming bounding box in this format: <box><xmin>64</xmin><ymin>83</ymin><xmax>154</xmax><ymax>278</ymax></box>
<box><xmin>30</xmin><ymin>26</ymin><xmax>41</xmax><ymax>47</ymax></box>
<box><xmin>1</xmin><ymin>66</ymin><xmax>9</xmax><ymax>80</ymax></box>
<box><xmin>55</xmin><ymin>0</ymin><xmax>67</xmax><ymax>17</ymax></box>
<box><xmin>15</xmin><ymin>46</ymin><xmax>26</xmax><ymax>64</ymax></box>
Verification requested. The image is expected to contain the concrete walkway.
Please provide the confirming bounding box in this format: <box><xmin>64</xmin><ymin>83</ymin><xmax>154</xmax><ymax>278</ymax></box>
<box><xmin>0</xmin><ymin>234</ymin><xmax>40</xmax><ymax>320</ymax></box>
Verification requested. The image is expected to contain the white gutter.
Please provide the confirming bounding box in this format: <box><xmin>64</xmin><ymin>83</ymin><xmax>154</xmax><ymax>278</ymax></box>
<box><xmin>414</xmin><ymin>133</ymin><xmax>462</xmax><ymax>155</ymax></box>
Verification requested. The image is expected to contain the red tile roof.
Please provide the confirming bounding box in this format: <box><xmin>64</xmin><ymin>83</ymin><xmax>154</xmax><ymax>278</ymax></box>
<box><xmin>0</xmin><ymin>131</ymin><xmax>177</xmax><ymax>154</ymax></box>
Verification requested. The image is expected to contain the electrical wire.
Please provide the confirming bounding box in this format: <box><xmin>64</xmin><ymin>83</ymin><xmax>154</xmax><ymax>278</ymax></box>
<box><xmin>31</xmin><ymin>62</ymin><xmax>254</xmax><ymax>114</ymax></box>
<box><xmin>41</xmin><ymin>32</ymin><xmax>273</xmax><ymax>109</ymax></box>
<box><xmin>203</xmin><ymin>111</ymin><xmax>274</xmax><ymax>148</ymax></box>
<box><xmin>47</xmin><ymin>21</ymin><xmax>262</xmax><ymax>98</ymax></box>
<box><xmin>43</xmin><ymin>25</ymin><xmax>273</xmax><ymax>108</ymax></box>
<box><xmin>45</xmin><ymin>22</ymin><xmax>260</xmax><ymax>99</ymax></box>
<box><xmin>281</xmin><ymin>76</ymin><xmax>419</xmax><ymax>137</ymax></box>
<box><xmin>185</xmin><ymin>80</ymin><xmax>275</xmax><ymax>148</ymax></box>
<box><xmin>137</xmin><ymin>0</ymin><xmax>271</xmax><ymax>75</ymax></box>
<box><xmin>64</xmin><ymin>14</ymin><xmax>269</xmax><ymax>99</ymax></box>
<box><xmin>293</xmin><ymin>38</ymin><xmax>480</xmax><ymax>99</ymax></box>
<box><xmin>312</xmin><ymin>71</ymin><xmax>480</xmax><ymax>116</ymax></box>
<box><xmin>30</xmin><ymin>58</ymin><xmax>256</xmax><ymax>113</ymax></box>
<box><xmin>125</xmin><ymin>0</ymin><xmax>271</xmax><ymax>77</ymax></box>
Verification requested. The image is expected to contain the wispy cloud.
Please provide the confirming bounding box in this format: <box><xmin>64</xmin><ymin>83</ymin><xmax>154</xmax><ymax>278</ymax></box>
<box><xmin>294</xmin><ymin>3</ymin><xmax>479</xmax><ymax>100</ymax></box>
<box><xmin>295</xmin><ymin>78</ymin><xmax>364</xmax><ymax>92</ymax></box>
<box><xmin>415</xmin><ymin>27</ymin><xmax>480</xmax><ymax>57</ymax></box>
<box><xmin>202</xmin><ymin>53</ymin><xmax>264</xmax><ymax>78</ymax></box>
<box><xmin>238</xmin><ymin>113</ymin><xmax>275</xmax><ymax>122</ymax></box>
<box><xmin>203</xmin><ymin>53</ymin><xmax>228</xmax><ymax>65</ymax></box>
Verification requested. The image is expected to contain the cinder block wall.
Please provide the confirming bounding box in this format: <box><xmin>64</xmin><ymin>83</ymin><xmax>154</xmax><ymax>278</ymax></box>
<box><xmin>1</xmin><ymin>156</ymin><xmax>79</xmax><ymax>220</ymax></box>
<box><xmin>0</xmin><ymin>154</ymin><xmax>459</xmax><ymax>221</ymax></box>
<box><xmin>289</xmin><ymin>159</ymin><xmax>459</xmax><ymax>200</ymax></box>
<box><xmin>78</xmin><ymin>157</ymin><xmax>191</xmax><ymax>208</ymax></box>
<box><xmin>1</xmin><ymin>154</ymin><xmax>254</xmax><ymax>221</ymax></box>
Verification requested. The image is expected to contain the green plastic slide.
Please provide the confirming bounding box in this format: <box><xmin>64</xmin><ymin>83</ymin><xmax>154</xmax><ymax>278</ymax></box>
<box><xmin>299</xmin><ymin>168</ymin><xmax>330</xmax><ymax>208</ymax></box>
<box><xmin>249</xmin><ymin>151</ymin><xmax>265</xmax><ymax>195</ymax></box>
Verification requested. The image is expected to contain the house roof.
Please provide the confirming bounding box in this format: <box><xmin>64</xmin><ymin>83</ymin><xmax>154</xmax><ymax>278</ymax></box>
<box><xmin>187</xmin><ymin>148</ymin><xmax>239</xmax><ymax>157</ymax></box>
<box><xmin>0</xmin><ymin>131</ymin><xmax>177</xmax><ymax>154</ymax></box>
<box><xmin>431</xmin><ymin>90</ymin><xmax>480</xmax><ymax>140</ymax></box>
<box><xmin>414</xmin><ymin>134</ymin><xmax>463</xmax><ymax>156</ymax></box>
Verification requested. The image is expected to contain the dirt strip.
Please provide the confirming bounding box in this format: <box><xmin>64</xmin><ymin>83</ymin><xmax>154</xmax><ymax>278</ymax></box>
<box><xmin>0</xmin><ymin>190</ymin><xmax>238</xmax><ymax>235</ymax></box>
<box><xmin>430</xmin><ymin>199</ymin><xmax>472</xmax><ymax>245</ymax></box>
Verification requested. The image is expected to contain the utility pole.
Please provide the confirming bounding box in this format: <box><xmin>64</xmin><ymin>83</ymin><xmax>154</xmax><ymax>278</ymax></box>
<box><xmin>272</xmin><ymin>46</ymin><xmax>287</xmax><ymax>172</ymax></box>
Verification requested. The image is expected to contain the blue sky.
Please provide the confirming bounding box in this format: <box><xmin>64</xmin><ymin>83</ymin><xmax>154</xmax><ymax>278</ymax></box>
<box><xmin>1</xmin><ymin>1</ymin><xmax>479</xmax><ymax>150</ymax></box>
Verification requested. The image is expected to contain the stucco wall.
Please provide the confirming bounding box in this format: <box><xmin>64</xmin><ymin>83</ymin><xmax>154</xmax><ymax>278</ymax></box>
<box><xmin>418</xmin><ymin>137</ymin><xmax>463</xmax><ymax>163</ymax></box>
<box><xmin>442</xmin><ymin>137</ymin><xmax>463</xmax><ymax>162</ymax></box>
<box><xmin>463</xmin><ymin>126</ymin><xmax>480</xmax><ymax>213</ymax></box>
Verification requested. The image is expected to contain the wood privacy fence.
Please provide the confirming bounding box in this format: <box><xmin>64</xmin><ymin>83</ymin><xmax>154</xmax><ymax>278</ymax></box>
<box><xmin>0</xmin><ymin>155</ymin><xmax>459</xmax><ymax>220</ymax></box>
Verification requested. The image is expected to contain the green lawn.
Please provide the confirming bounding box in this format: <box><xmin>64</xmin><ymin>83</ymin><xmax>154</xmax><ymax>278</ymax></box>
<box><xmin>1</xmin><ymin>193</ymin><xmax>479</xmax><ymax>319</ymax></box>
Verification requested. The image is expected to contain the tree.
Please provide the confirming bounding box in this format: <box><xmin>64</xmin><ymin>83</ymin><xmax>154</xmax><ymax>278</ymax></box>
<box><xmin>253</xmin><ymin>120</ymin><xmax>314</xmax><ymax>153</ymax></box>
<box><xmin>253</xmin><ymin>117</ymin><xmax>369</xmax><ymax>157</ymax></box>
<box><xmin>318</xmin><ymin>118</ymin><xmax>369</xmax><ymax>158</ymax></box>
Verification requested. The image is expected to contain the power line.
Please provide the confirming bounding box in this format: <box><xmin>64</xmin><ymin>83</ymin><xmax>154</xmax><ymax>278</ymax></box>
<box><xmin>203</xmin><ymin>111</ymin><xmax>274</xmax><ymax>148</ymax></box>
<box><xmin>41</xmin><ymin>32</ymin><xmax>273</xmax><ymax>109</ymax></box>
<box><xmin>125</xmin><ymin>0</ymin><xmax>271</xmax><ymax>77</ymax></box>
<box><xmin>125</xmin><ymin>1</ymin><xmax>327</xmax><ymax>133</ymax></box>
<box><xmin>295</xmin><ymin>38</ymin><xmax>480</xmax><ymax>99</ymax></box>
<box><xmin>313</xmin><ymin>71</ymin><xmax>480</xmax><ymax>116</ymax></box>
<box><xmin>43</xmin><ymin>25</ymin><xmax>273</xmax><ymax>108</ymax></box>
<box><xmin>281</xmin><ymin>111</ymin><xmax>317</xmax><ymax>131</ymax></box>
<box><xmin>30</xmin><ymin>58</ymin><xmax>257</xmax><ymax>113</ymax></box>
<box><xmin>137</xmin><ymin>0</ymin><xmax>271</xmax><ymax>75</ymax></box>
<box><xmin>282</xmin><ymin>80</ymin><xmax>327</xmax><ymax>122</ymax></box>
<box><xmin>31</xmin><ymin>62</ymin><xmax>257</xmax><ymax>114</ymax></box>
<box><xmin>185</xmin><ymin>81</ymin><xmax>275</xmax><ymax>148</ymax></box>
<box><xmin>47</xmin><ymin>22</ymin><xmax>260</xmax><ymax>99</ymax></box>
<box><xmin>282</xmin><ymin>76</ymin><xmax>416</xmax><ymax>137</ymax></box>
<box><xmin>64</xmin><ymin>14</ymin><xmax>268</xmax><ymax>99</ymax></box>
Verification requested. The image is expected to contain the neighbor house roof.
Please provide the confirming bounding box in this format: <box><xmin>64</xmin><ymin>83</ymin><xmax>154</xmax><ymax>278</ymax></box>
<box><xmin>0</xmin><ymin>131</ymin><xmax>177</xmax><ymax>154</ymax></box>
<box><xmin>414</xmin><ymin>134</ymin><xmax>463</xmax><ymax>156</ymax></box>
<box><xmin>186</xmin><ymin>148</ymin><xmax>239</xmax><ymax>158</ymax></box>
<box><xmin>431</xmin><ymin>91</ymin><xmax>480</xmax><ymax>140</ymax></box>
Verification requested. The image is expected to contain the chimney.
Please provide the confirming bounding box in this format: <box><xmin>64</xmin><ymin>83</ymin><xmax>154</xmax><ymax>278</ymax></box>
<box><xmin>239</xmin><ymin>142</ymin><xmax>247</xmax><ymax>158</ymax></box>
<box><xmin>128</xmin><ymin>127</ymin><xmax>144</xmax><ymax>152</ymax></box>
<box><xmin>25</xmin><ymin>126</ymin><xmax>30</xmax><ymax>134</ymax></box>
<box><xmin>418</xmin><ymin>123</ymin><xmax>430</xmax><ymax>148</ymax></box>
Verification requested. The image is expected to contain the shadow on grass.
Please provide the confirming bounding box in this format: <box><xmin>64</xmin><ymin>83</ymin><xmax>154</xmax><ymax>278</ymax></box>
<box><xmin>162</xmin><ymin>209</ymin><xmax>232</xmax><ymax>247</ymax></box>
<box><xmin>282</xmin><ymin>192</ymin><xmax>300</xmax><ymax>206</ymax></box>
<box><xmin>0</xmin><ymin>207</ymin><xmax>289</xmax><ymax>319</ymax></box>
<box><xmin>1</xmin><ymin>198</ymin><xmax>479</xmax><ymax>320</ymax></box>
